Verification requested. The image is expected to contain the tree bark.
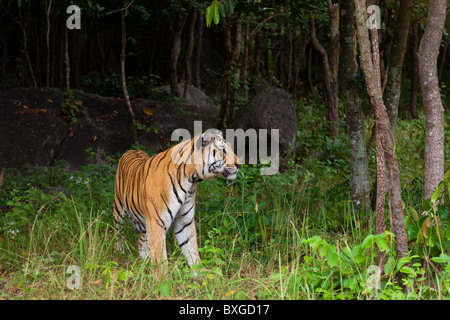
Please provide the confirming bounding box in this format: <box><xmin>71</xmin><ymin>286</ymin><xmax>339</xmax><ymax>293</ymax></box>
<box><xmin>383</xmin><ymin>0</ymin><xmax>413</xmax><ymax>134</ymax></box>
<box><xmin>228</xmin><ymin>18</ymin><xmax>242</xmax><ymax>125</ymax></box>
<box><xmin>339</xmin><ymin>0</ymin><xmax>370</xmax><ymax>213</ymax></box>
<box><xmin>46</xmin><ymin>0</ymin><xmax>52</xmax><ymax>87</ymax></box>
<box><xmin>169</xmin><ymin>10</ymin><xmax>187</xmax><ymax>97</ymax></box>
<box><xmin>64</xmin><ymin>28</ymin><xmax>70</xmax><ymax>90</ymax></box>
<box><xmin>409</xmin><ymin>20</ymin><xmax>419</xmax><ymax>119</ymax></box>
<box><xmin>194</xmin><ymin>9</ymin><xmax>203</xmax><ymax>89</ymax></box>
<box><xmin>354</xmin><ymin>0</ymin><xmax>409</xmax><ymax>261</ymax></box>
<box><xmin>183</xmin><ymin>8</ymin><xmax>197</xmax><ymax>99</ymax></box>
<box><xmin>417</xmin><ymin>0</ymin><xmax>446</xmax><ymax>201</ymax></box>
<box><xmin>216</xmin><ymin>20</ymin><xmax>233</xmax><ymax>128</ymax></box>
<box><xmin>309</xmin><ymin>1</ymin><xmax>339</xmax><ymax>138</ymax></box>
<box><xmin>216</xmin><ymin>18</ymin><xmax>241</xmax><ymax>128</ymax></box>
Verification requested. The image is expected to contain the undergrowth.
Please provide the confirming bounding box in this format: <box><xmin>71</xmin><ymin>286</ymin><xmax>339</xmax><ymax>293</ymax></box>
<box><xmin>1</xmin><ymin>101</ymin><xmax>450</xmax><ymax>300</ymax></box>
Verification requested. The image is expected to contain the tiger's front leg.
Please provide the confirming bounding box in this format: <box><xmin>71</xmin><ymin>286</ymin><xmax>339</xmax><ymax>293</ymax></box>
<box><xmin>173</xmin><ymin>204</ymin><xmax>201</xmax><ymax>269</ymax></box>
<box><xmin>145</xmin><ymin>218</ymin><xmax>168</xmax><ymax>277</ymax></box>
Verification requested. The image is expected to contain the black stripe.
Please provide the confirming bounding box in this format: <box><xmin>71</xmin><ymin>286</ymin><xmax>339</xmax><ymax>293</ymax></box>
<box><xmin>175</xmin><ymin>219</ymin><xmax>194</xmax><ymax>235</ymax></box>
<box><xmin>144</xmin><ymin>155</ymin><xmax>156</xmax><ymax>181</ymax></box>
<box><xmin>177</xmin><ymin>164</ymin><xmax>187</xmax><ymax>194</ymax></box>
<box><xmin>155</xmin><ymin>150</ymin><xmax>169</xmax><ymax>171</ymax></box>
<box><xmin>168</xmin><ymin>173</ymin><xmax>182</xmax><ymax>204</ymax></box>
<box><xmin>160</xmin><ymin>194</ymin><xmax>173</xmax><ymax>220</ymax></box>
<box><xmin>180</xmin><ymin>203</ymin><xmax>194</xmax><ymax>216</ymax></box>
<box><xmin>151</xmin><ymin>197</ymin><xmax>166</xmax><ymax>230</ymax></box>
<box><xmin>113</xmin><ymin>201</ymin><xmax>121</xmax><ymax>220</ymax></box>
<box><xmin>179</xmin><ymin>238</ymin><xmax>190</xmax><ymax>247</ymax></box>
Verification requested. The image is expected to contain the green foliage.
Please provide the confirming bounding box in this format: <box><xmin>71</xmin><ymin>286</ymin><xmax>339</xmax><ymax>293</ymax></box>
<box><xmin>1</xmin><ymin>108</ymin><xmax>450</xmax><ymax>299</ymax></box>
<box><xmin>405</xmin><ymin>169</ymin><xmax>450</xmax><ymax>259</ymax></box>
<box><xmin>205</xmin><ymin>0</ymin><xmax>235</xmax><ymax>27</ymax></box>
<box><xmin>60</xmin><ymin>89</ymin><xmax>84</xmax><ymax>124</ymax></box>
<box><xmin>81</xmin><ymin>72</ymin><xmax>175</xmax><ymax>101</ymax></box>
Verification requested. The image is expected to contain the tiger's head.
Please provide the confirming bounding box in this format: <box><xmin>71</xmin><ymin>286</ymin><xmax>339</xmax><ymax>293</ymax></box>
<box><xmin>198</xmin><ymin>130</ymin><xmax>240</xmax><ymax>181</ymax></box>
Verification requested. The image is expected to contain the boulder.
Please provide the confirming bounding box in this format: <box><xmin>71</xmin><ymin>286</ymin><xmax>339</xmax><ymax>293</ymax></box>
<box><xmin>230</xmin><ymin>86</ymin><xmax>297</xmax><ymax>160</ymax></box>
<box><xmin>0</xmin><ymin>88</ymin><xmax>69</xmax><ymax>168</ymax></box>
<box><xmin>0</xmin><ymin>87</ymin><xmax>219</xmax><ymax>170</ymax></box>
<box><xmin>159</xmin><ymin>84</ymin><xmax>213</xmax><ymax>106</ymax></box>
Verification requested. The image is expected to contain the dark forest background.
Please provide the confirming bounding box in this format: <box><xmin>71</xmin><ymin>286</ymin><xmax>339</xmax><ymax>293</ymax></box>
<box><xmin>2</xmin><ymin>0</ymin><xmax>447</xmax><ymax>109</ymax></box>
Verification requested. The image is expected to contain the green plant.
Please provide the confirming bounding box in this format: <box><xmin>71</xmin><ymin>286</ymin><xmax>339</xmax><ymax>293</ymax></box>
<box><xmin>405</xmin><ymin>169</ymin><xmax>450</xmax><ymax>258</ymax></box>
<box><xmin>60</xmin><ymin>89</ymin><xmax>84</xmax><ymax>124</ymax></box>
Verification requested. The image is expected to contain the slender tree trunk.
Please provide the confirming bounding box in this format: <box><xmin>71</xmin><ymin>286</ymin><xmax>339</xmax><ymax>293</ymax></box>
<box><xmin>307</xmin><ymin>43</ymin><xmax>314</xmax><ymax>94</ymax></box>
<box><xmin>375</xmin><ymin>109</ymin><xmax>387</xmax><ymax>267</ymax></box>
<box><xmin>383</xmin><ymin>0</ymin><xmax>413</xmax><ymax>134</ymax></box>
<box><xmin>45</xmin><ymin>0</ymin><xmax>52</xmax><ymax>87</ymax></box>
<box><xmin>417</xmin><ymin>0</ymin><xmax>446</xmax><ymax>201</ymax></box>
<box><xmin>339</xmin><ymin>0</ymin><xmax>370</xmax><ymax>213</ymax></box>
<box><xmin>121</xmin><ymin>10</ymin><xmax>137</xmax><ymax>143</ymax></box>
<box><xmin>227</xmin><ymin>18</ymin><xmax>242</xmax><ymax>125</ymax></box>
<box><xmin>216</xmin><ymin>20</ymin><xmax>235</xmax><ymax>128</ymax></box>
<box><xmin>64</xmin><ymin>28</ymin><xmax>70</xmax><ymax>90</ymax></box>
<box><xmin>410</xmin><ymin>20</ymin><xmax>419</xmax><ymax>119</ymax></box>
<box><xmin>309</xmin><ymin>1</ymin><xmax>339</xmax><ymax>138</ymax></box>
<box><xmin>169</xmin><ymin>11</ymin><xmax>187</xmax><ymax>97</ymax></box>
<box><xmin>183</xmin><ymin>8</ymin><xmax>197</xmax><ymax>99</ymax></box>
<box><xmin>194</xmin><ymin>9</ymin><xmax>203</xmax><ymax>89</ymax></box>
<box><xmin>2</xmin><ymin>3</ymin><xmax>37</xmax><ymax>87</ymax></box>
<box><xmin>354</xmin><ymin>0</ymin><xmax>409</xmax><ymax>262</ymax></box>
<box><xmin>242</xmin><ymin>17</ymin><xmax>250</xmax><ymax>100</ymax></box>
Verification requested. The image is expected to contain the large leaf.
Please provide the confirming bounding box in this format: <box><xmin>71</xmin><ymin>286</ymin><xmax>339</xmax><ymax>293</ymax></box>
<box><xmin>212</xmin><ymin>4</ymin><xmax>220</xmax><ymax>25</ymax></box>
<box><xmin>431</xmin><ymin>253</ymin><xmax>450</xmax><ymax>264</ymax></box>
<box><xmin>205</xmin><ymin>5</ymin><xmax>213</xmax><ymax>28</ymax></box>
<box><xmin>431</xmin><ymin>181</ymin><xmax>444</xmax><ymax>206</ymax></box>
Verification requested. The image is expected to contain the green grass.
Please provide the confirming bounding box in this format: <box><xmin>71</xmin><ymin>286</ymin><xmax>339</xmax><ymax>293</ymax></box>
<box><xmin>1</xmin><ymin>104</ymin><xmax>450</xmax><ymax>300</ymax></box>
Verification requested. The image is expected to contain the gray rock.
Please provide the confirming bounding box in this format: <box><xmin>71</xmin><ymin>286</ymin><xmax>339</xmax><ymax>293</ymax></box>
<box><xmin>230</xmin><ymin>86</ymin><xmax>297</xmax><ymax>160</ymax></box>
<box><xmin>0</xmin><ymin>87</ymin><xmax>219</xmax><ymax>170</ymax></box>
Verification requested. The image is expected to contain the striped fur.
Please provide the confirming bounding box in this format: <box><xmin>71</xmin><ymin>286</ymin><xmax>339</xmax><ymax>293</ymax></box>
<box><xmin>113</xmin><ymin>130</ymin><xmax>239</xmax><ymax>271</ymax></box>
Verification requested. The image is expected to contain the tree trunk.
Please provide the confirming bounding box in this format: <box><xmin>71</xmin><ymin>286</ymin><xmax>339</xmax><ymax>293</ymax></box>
<box><xmin>3</xmin><ymin>3</ymin><xmax>37</xmax><ymax>87</ymax></box>
<box><xmin>216</xmin><ymin>21</ymin><xmax>233</xmax><ymax>128</ymax></box>
<box><xmin>216</xmin><ymin>18</ymin><xmax>242</xmax><ymax>128</ymax></box>
<box><xmin>194</xmin><ymin>9</ymin><xmax>203</xmax><ymax>89</ymax></box>
<box><xmin>417</xmin><ymin>0</ymin><xmax>446</xmax><ymax>201</ymax></box>
<box><xmin>409</xmin><ymin>20</ymin><xmax>419</xmax><ymax>119</ymax></box>
<box><xmin>354</xmin><ymin>0</ymin><xmax>409</xmax><ymax>261</ymax></box>
<box><xmin>64</xmin><ymin>28</ymin><xmax>70</xmax><ymax>90</ymax></box>
<box><xmin>242</xmin><ymin>17</ymin><xmax>250</xmax><ymax>100</ymax></box>
<box><xmin>121</xmin><ymin>10</ymin><xmax>137</xmax><ymax>143</ymax></box>
<box><xmin>169</xmin><ymin>11</ymin><xmax>187</xmax><ymax>97</ymax></box>
<box><xmin>339</xmin><ymin>0</ymin><xmax>370</xmax><ymax>213</ymax></box>
<box><xmin>228</xmin><ymin>18</ymin><xmax>242</xmax><ymax>125</ymax></box>
<box><xmin>45</xmin><ymin>0</ymin><xmax>52</xmax><ymax>87</ymax></box>
<box><xmin>309</xmin><ymin>1</ymin><xmax>339</xmax><ymax>138</ymax></box>
<box><xmin>183</xmin><ymin>8</ymin><xmax>197</xmax><ymax>99</ymax></box>
<box><xmin>383</xmin><ymin>0</ymin><xmax>413</xmax><ymax>134</ymax></box>
<box><xmin>375</xmin><ymin>107</ymin><xmax>387</xmax><ymax>267</ymax></box>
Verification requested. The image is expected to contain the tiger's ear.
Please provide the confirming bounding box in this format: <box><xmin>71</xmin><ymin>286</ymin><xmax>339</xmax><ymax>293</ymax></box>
<box><xmin>201</xmin><ymin>131</ymin><xmax>212</xmax><ymax>147</ymax></box>
<box><xmin>200</xmin><ymin>129</ymin><xmax>222</xmax><ymax>148</ymax></box>
<box><xmin>195</xmin><ymin>131</ymin><xmax>212</xmax><ymax>151</ymax></box>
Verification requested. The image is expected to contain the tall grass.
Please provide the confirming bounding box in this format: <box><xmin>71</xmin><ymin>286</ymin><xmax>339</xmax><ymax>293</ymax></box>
<box><xmin>0</xmin><ymin>160</ymin><xmax>449</xmax><ymax>299</ymax></box>
<box><xmin>1</xmin><ymin>109</ymin><xmax>450</xmax><ymax>299</ymax></box>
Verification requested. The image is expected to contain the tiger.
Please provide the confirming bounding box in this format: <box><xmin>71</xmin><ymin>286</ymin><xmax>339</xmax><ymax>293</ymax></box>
<box><xmin>113</xmin><ymin>129</ymin><xmax>240</xmax><ymax>274</ymax></box>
